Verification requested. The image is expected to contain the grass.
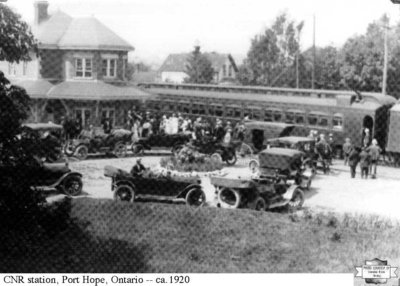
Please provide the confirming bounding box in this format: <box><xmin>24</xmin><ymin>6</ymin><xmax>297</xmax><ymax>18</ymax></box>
<box><xmin>1</xmin><ymin>198</ymin><xmax>400</xmax><ymax>272</ymax></box>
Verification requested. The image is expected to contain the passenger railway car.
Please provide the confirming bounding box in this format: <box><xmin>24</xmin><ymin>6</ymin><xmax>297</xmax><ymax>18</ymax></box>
<box><xmin>139</xmin><ymin>83</ymin><xmax>396</xmax><ymax>155</ymax></box>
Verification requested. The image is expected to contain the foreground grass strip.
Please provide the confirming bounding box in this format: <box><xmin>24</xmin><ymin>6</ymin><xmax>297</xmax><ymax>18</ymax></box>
<box><xmin>1</xmin><ymin>199</ymin><xmax>400</xmax><ymax>272</ymax></box>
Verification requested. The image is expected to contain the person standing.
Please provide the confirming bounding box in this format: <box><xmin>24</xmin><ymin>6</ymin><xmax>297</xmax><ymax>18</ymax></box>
<box><xmin>359</xmin><ymin>147</ymin><xmax>371</xmax><ymax>179</ymax></box>
<box><xmin>342</xmin><ymin>138</ymin><xmax>353</xmax><ymax>166</ymax></box>
<box><xmin>348</xmin><ymin>147</ymin><xmax>360</xmax><ymax>179</ymax></box>
<box><xmin>214</xmin><ymin>120</ymin><xmax>225</xmax><ymax>142</ymax></box>
<box><xmin>367</xmin><ymin>139</ymin><xmax>381</xmax><ymax>179</ymax></box>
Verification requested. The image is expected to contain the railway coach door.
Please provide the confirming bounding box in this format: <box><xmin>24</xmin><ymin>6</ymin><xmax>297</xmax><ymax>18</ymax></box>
<box><xmin>362</xmin><ymin>115</ymin><xmax>374</xmax><ymax>145</ymax></box>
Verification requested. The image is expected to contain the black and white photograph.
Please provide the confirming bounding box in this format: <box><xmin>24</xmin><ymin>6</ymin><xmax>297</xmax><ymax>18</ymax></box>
<box><xmin>1</xmin><ymin>0</ymin><xmax>400</xmax><ymax>283</ymax></box>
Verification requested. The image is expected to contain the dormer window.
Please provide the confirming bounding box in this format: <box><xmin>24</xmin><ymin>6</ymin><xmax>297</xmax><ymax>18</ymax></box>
<box><xmin>102</xmin><ymin>59</ymin><xmax>117</xmax><ymax>78</ymax></box>
<box><xmin>75</xmin><ymin>58</ymin><xmax>92</xmax><ymax>78</ymax></box>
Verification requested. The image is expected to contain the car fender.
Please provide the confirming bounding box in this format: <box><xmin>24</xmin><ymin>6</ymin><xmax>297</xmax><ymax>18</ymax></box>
<box><xmin>50</xmin><ymin>172</ymin><xmax>82</xmax><ymax>188</ymax></box>
<box><xmin>179</xmin><ymin>184</ymin><xmax>202</xmax><ymax>198</ymax></box>
<box><xmin>115</xmin><ymin>180</ymin><xmax>136</xmax><ymax>192</ymax></box>
<box><xmin>282</xmin><ymin>184</ymin><xmax>299</xmax><ymax>201</ymax></box>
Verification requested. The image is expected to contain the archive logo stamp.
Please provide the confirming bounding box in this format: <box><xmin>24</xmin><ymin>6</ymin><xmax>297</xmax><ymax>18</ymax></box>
<box><xmin>355</xmin><ymin>258</ymin><xmax>398</xmax><ymax>284</ymax></box>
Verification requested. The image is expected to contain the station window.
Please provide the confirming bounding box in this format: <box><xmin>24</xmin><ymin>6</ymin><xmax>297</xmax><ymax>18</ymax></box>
<box><xmin>308</xmin><ymin>116</ymin><xmax>318</xmax><ymax>126</ymax></box>
<box><xmin>75</xmin><ymin>58</ymin><xmax>92</xmax><ymax>78</ymax></box>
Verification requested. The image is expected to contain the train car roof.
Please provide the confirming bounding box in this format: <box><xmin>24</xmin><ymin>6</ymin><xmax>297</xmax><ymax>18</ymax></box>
<box><xmin>144</xmin><ymin>87</ymin><xmax>396</xmax><ymax>108</ymax></box>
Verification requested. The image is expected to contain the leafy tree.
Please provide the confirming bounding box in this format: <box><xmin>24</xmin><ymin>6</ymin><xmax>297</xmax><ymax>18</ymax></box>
<box><xmin>185</xmin><ymin>46</ymin><xmax>215</xmax><ymax>84</ymax></box>
<box><xmin>237</xmin><ymin>12</ymin><xmax>303</xmax><ymax>86</ymax></box>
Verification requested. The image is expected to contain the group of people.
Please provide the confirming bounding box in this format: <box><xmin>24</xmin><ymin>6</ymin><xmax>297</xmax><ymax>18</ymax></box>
<box><xmin>126</xmin><ymin>109</ymin><xmax>246</xmax><ymax>144</ymax></box>
<box><xmin>343</xmin><ymin>130</ymin><xmax>381</xmax><ymax>179</ymax></box>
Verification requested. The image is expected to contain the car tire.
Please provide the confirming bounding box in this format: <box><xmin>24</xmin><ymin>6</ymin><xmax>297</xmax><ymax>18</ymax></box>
<box><xmin>218</xmin><ymin>187</ymin><xmax>241</xmax><ymax>209</ymax></box>
<box><xmin>114</xmin><ymin>184</ymin><xmax>135</xmax><ymax>203</ymax></box>
<box><xmin>249</xmin><ymin>159</ymin><xmax>259</xmax><ymax>173</ymax></box>
<box><xmin>248</xmin><ymin>196</ymin><xmax>267</xmax><ymax>211</ymax></box>
<box><xmin>114</xmin><ymin>142</ymin><xmax>127</xmax><ymax>158</ymax></box>
<box><xmin>74</xmin><ymin>145</ymin><xmax>88</xmax><ymax>160</ymax></box>
<box><xmin>131</xmin><ymin>144</ymin><xmax>144</xmax><ymax>155</ymax></box>
<box><xmin>287</xmin><ymin>188</ymin><xmax>305</xmax><ymax>211</ymax></box>
<box><xmin>62</xmin><ymin>175</ymin><xmax>83</xmax><ymax>196</ymax></box>
<box><xmin>225</xmin><ymin>153</ymin><xmax>237</xmax><ymax>166</ymax></box>
<box><xmin>185</xmin><ymin>187</ymin><xmax>206</xmax><ymax>207</ymax></box>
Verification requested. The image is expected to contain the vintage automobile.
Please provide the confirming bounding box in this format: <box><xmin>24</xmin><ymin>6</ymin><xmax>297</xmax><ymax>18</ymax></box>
<box><xmin>21</xmin><ymin>123</ymin><xmax>65</xmax><ymax>163</ymax></box>
<box><xmin>104</xmin><ymin>165</ymin><xmax>206</xmax><ymax>207</ymax></box>
<box><xmin>65</xmin><ymin>129</ymin><xmax>131</xmax><ymax>160</ymax></box>
<box><xmin>266</xmin><ymin>136</ymin><xmax>318</xmax><ymax>172</ymax></box>
<box><xmin>0</xmin><ymin>156</ymin><xmax>83</xmax><ymax>197</ymax></box>
<box><xmin>131</xmin><ymin>133</ymin><xmax>192</xmax><ymax>155</ymax></box>
<box><xmin>211</xmin><ymin>148</ymin><xmax>308</xmax><ymax>211</ymax></box>
<box><xmin>190</xmin><ymin>137</ymin><xmax>238</xmax><ymax>165</ymax></box>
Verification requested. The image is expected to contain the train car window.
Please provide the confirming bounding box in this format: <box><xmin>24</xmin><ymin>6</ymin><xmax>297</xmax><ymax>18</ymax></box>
<box><xmin>235</xmin><ymin>109</ymin><xmax>241</xmax><ymax>118</ymax></box>
<box><xmin>285</xmin><ymin>112</ymin><xmax>294</xmax><ymax>123</ymax></box>
<box><xmin>333</xmin><ymin>114</ymin><xmax>343</xmax><ymax>130</ymax></box>
<box><xmin>253</xmin><ymin>110</ymin><xmax>261</xmax><ymax>120</ymax></box>
<box><xmin>192</xmin><ymin>104</ymin><xmax>199</xmax><ymax>114</ymax></box>
<box><xmin>198</xmin><ymin>105</ymin><xmax>206</xmax><ymax>115</ymax></box>
<box><xmin>308</xmin><ymin>116</ymin><xmax>318</xmax><ymax>125</ymax></box>
<box><xmin>226</xmin><ymin>108</ymin><xmax>234</xmax><ymax>118</ymax></box>
<box><xmin>273</xmin><ymin>112</ymin><xmax>282</xmax><ymax>122</ymax></box>
<box><xmin>319</xmin><ymin>117</ymin><xmax>329</xmax><ymax>127</ymax></box>
<box><xmin>215</xmin><ymin>108</ymin><xmax>223</xmax><ymax>117</ymax></box>
<box><xmin>264</xmin><ymin>111</ymin><xmax>273</xmax><ymax>122</ymax></box>
<box><xmin>183</xmin><ymin>104</ymin><xmax>189</xmax><ymax>114</ymax></box>
<box><xmin>295</xmin><ymin>115</ymin><xmax>305</xmax><ymax>124</ymax></box>
<box><xmin>208</xmin><ymin>107</ymin><xmax>215</xmax><ymax>116</ymax></box>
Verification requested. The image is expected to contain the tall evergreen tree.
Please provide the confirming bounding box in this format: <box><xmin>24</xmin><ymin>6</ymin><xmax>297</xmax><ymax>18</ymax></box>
<box><xmin>185</xmin><ymin>46</ymin><xmax>215</xmax><ymax>84</ymax></box>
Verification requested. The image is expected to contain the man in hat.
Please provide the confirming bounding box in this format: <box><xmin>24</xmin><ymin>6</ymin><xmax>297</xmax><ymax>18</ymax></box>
<box><xmin>367</xmin><ymin>139</ymin><xmax>381</xmax><ymax>179</ymax></box>
<box><xmin>214</xmin><ymin>119</ymin><xmax>225</xmax><ymax>142</ymax></box>
<box><xmin>342</xmin><ymin>138</ymin><xmax>353</xmax><ymax>166</ymax></box>
<box><xmin>131</xmin><ymin>158</ymin><xmax>146</xmax><ymax>177</ymax></box>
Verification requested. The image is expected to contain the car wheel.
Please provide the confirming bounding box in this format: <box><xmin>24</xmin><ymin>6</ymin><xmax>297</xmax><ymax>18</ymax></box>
<box><xmin>248</xmin><ymin>196</ymin><xmax>267</xmax><ymax>211</ymax></box>
<box><xmin>64</xmin><ymin>142</ymin><xmax>75</xmax><ymax>157</ymax></box>
<box><xmin>74</xmin><ymin>145</ymin><xmax>88</xmax><ymax>160</ymax></box>
<box><xmin>185</xmin><ymin>187</ymin><xmax>206</xmax><ymax>207</ymax></box>
<box><xmin>62</xmin><ymin>175</ymin><xmax>83</xmax><ymax>196</ymax></box>
<box><xmin>114</xmin><ymin>142</ymin><xmax>127</xmax><ymax>158</ymax></box>
<box><xmin>131</xmin><ymin>144</ymin><xmax>144</xmax><ymax>155</ymax></box>
<box><xmin>249</xmin><ymin>159</ymin><xmax>259</xmax><ymax>173</ymax></box>
<box><xmin>288</xmin><ymin>188</ymin><xmax>305</xmax><ymax>211</ymax></box>
<box><xmin>210</xmin><ymin>153</ymin><xmax>222</xmax><ymax>163</ymax></box>
<box><xmin>225</xmin><ymin>153</ymin><xmax>237</xmax><ymax>166</ymax></box>
<box><xmin>239</xmin><ymin>143</ymin><xmax>253</xmax><ymax>157</ymax></box>
<box><xmin>114</xmin><ymin>184</ymin><xmax>135</xmax><ymax>203</ymax></box>
<box><xmin>218</xmin><ymin>187</ymin><xmax>241</xmax><ymax>209</ymax></box>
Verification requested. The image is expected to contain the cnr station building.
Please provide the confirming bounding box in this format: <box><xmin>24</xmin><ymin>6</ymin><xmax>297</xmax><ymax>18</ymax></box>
<box><xmin>0</xmin><ymin>1</ymin><xmax>151</xmax><ymax>128</ymax></box>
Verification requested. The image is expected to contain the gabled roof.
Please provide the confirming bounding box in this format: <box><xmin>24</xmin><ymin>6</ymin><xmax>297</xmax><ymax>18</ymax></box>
<box><xmin>34</xmin><ymin>11</ymin><xmax>134</xmax><ymax>51</ymax></box>
<box><xmin>158</xmin><ymin>52</ymin><xmax>237</xmax><ymax>73</ymax></box>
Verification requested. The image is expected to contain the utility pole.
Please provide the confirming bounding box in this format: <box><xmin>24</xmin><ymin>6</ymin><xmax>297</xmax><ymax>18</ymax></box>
<box><xmin>296</xmin><ymin>22</ymin><xmax>303</xmax><ymax>89</ymax></box>
<box><xmin>382</xmin><ymin>15</ymin><xmax>389</xmax><ymax>95</ymax></box>
<box><xmin>312</xmin><ymin>14</ymin><xmax>316</xmax><ymax>90</ymax></box>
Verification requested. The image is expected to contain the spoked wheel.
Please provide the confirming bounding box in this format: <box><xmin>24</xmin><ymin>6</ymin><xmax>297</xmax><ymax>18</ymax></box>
<box><xmin>114</xmin><ymin>142</ymin><xmax>127</xmax><ymax>158</ymax></box>
<box><xmin>74</xmin><ymin>145</ymin><xmax>89</xmax><ymax>160</ymax></box>
<box><xmin>224</xmin><ymin>152</ymin><xmax>237</xmax><ymax>166</ymax></box>
<box><xmin>239</xmin><ymin>143</ymin><xmax>253</xmax><ymax>157</ymax></box>
<box><xmin>114</xmin><ymin>184</ymin><xmax>135</xmax><ymax>203</ymax></box>
<box><xmin>218</xmin><ymin>187</ymin><xmax>241</xmax><ymax>209</ymax></box>
<box><xmin>248</xmin><ymin>196</ymin><xmax>267</xmax><ymax>211</ymax></box>
<box><xmin>288</xmin><ymin>188</ymin><xmax>305</xmax><ymax>211</ymax></box>
<box><xmin>131</xmin><ymin>144</ymin><xmax>144</xmax><ymax>156</ymax></box>
<box><xmin>64</xmin><ymin>142</ymin><xmax>75</xmax><ymax>157</ymax></box>
<box><xmin>185</xmin><ymin>188</ymin><xmax>206</xmax><ymax>207</ymax></box>
<box><xmin>249</xmin><ymin>159</ymin><xmax>259</xmax><ymax>173</ymax></box>
<box><xmin>210</xmin><ymin>153</ymin><xmax>222</xmax><ymax>163</ymax></box>
<box><xmin>62</xmin><ymin>175</ymin><xmax>83</xmax><ymax>196</ymax></box>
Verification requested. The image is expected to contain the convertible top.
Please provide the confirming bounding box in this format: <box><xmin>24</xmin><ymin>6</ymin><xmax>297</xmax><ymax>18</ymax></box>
<box><xmin>259</xmin><ymin>148</ymin><xmax>304</xmax><ymax>170</ymax></box>
<box><xmin>267</xmin><ymin>136</ymin><xmax>315</xmax><ymax>145</ymax></box>
<box><xmin>23</xmin><ymin>123</ymin><xmax>63</xmax><ymax>130</ymax></box>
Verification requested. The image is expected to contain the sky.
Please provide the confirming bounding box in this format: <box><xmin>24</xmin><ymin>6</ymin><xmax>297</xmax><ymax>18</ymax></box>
<box><xmin>6</xmin><ymin>0</ymin><xmax>400</xmax><ymax>67</ymax></box>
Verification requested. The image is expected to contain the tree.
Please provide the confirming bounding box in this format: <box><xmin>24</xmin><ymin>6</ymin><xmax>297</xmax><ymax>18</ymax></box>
<box><xmin>185</xmin><ymin>46</ymin><xmax>215</xmax><ymax>84</ymax></box>
<box><xmin>237</xmin><ymin>12</ymin><xmax>303</xmax><ymax>87</ymax></box>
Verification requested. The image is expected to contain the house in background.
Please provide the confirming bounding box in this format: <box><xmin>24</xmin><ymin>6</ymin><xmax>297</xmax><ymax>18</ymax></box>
<box><xmin>158</xmin><ymin>51</ymin><xmax>238</xmax><ymax>84</ymax></box>
<box><xmin>0</xmin><ymin>1</ymin><xmax>151</xmax><ymax>127</ymax></box>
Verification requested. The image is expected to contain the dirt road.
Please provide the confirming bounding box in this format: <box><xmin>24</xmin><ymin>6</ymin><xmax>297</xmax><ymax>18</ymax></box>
<box><xmin>70</xmin><ymin>155</ymin><xmax>400</xmax><ymax>220</ymax></box>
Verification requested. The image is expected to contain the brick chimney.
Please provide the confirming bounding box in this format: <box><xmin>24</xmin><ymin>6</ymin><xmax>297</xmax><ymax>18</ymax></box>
<box><xmin>34</xmin><ymin>1</ymin><xmax>49</xmax><ymax>25</ymax></box>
